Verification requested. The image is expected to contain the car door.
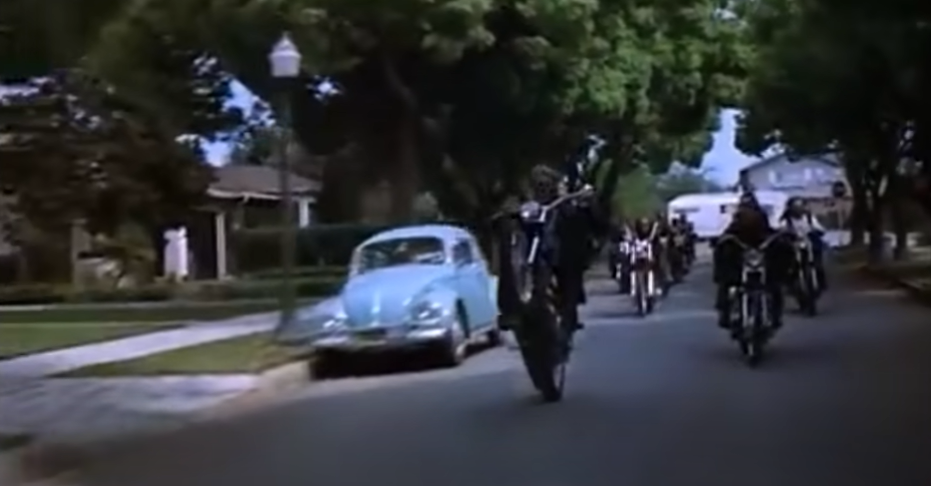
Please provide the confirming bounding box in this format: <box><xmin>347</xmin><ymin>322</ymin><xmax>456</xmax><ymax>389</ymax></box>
<box><xmin>452</xmin><ymin>239</ymin><xmax>485</xmax><ymax>330</ymax></box>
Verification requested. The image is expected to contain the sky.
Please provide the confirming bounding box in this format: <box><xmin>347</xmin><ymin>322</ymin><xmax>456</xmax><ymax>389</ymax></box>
<box><xmin>7</xmin><ymin>77</ymin><xmax>751</xmax><ymax>185</ymax></box>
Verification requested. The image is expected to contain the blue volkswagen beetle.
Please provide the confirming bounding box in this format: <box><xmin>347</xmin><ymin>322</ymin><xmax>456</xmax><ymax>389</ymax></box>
<box><xmin>289</xmin><ymin>224</ymin><xmax>500</xmax><ymax>375</ymax></box>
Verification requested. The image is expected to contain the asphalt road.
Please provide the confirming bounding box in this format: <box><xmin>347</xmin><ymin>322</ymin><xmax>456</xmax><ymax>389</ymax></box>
<box><xmin>78</xmin><ymin>262</ymin><xmax>931</xmax><ymax>486</ymax></box>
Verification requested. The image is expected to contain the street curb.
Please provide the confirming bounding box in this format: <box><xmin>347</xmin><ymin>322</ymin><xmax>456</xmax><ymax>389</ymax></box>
<box><xmin>206</xmin><ymin>360</ymin><xmax>313</xmax><ymax>420</ymax></box>
<box><xmin>3</xmin><ymin>360</ymin><xmax>314</xmax><ymax>485</ymax></box>
<box><xmin>858</xmin><ymin>265</ymin><xmax>931</xmax><ymax>306</ymax></box>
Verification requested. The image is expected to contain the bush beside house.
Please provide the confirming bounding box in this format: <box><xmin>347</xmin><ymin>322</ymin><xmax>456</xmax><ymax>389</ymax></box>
<box><xmin>0</xmin><ymin>277</ymin><xmax>345</xmax><ymax>306</ymax></box>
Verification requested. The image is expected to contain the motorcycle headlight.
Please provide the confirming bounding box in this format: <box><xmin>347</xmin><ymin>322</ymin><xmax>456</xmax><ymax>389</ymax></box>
<box><xmin>520</xmin><ymin>202</ymin><xmax>542</xmax><ymax>221</ymax></box>
<box><xmin>409</xmin><ymin>300</ymin><xmax>446</xmax><ymax>325</ymax></box>
<box><xmin>744</xmin><ymin>250</ymin><xmax>764</xmax><ymax>268</ymax></box>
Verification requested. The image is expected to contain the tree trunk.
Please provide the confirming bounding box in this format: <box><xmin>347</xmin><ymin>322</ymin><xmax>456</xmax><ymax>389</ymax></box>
<box><xmin>849</xmin><ymin>176</ymin><xmax>867</xmax><ymax>246</ymax></box>
<box><xmin>889</xmin><ymin>176</ymin><xmax>908</xmax><ymax>260</ymax></box>
<box><xmin>865</xmin><ymin>181</ymin><xmax>886</xmax><ymax>264</ymax></box>
<box><xmin>386</xmin><ymin>114</ymin><xmax>420</xmax><ymax>222</ymax></box>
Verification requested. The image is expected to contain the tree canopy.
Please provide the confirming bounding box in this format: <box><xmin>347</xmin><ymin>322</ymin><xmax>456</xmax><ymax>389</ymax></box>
<box><xmin>737</xmin><ymin>0</ymin><xmax>931</xmax><ymax>258</ymax></box>
<box><xmin>2</xmin><ymin>0</ymin><xmax>751</xmax><ymax>234</ymax></box>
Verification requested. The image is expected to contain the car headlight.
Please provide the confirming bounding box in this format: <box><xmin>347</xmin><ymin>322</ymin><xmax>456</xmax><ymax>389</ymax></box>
<box><xmin>296</xmin><ymin>309</ymin><xmax>347</xmax><ymax>332</ymax></box>
<box><xmin>320</xmin><ymin>310</ymin><xmax>348</xmax><ymax>330</ymax></box>
<box><xmin>409</xmin><ymin>300</ymin><xmax>445</xmax><ymax>325</ymax></box>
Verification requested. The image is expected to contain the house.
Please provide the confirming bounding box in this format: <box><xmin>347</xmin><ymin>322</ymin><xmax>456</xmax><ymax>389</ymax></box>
<box><xmin>192</xmin><ymin>165</ymin><xmax>321</xmax><ymax>279</ymax></box>
<box><xmin>0</xmin><ymin>165</ymin><xmax>321</xmax><ymax>282</ymax></box>
<box><xmin>738</xmin><ymin>152</ymin><xmax>850</xmax><ymax>226</ymax></box>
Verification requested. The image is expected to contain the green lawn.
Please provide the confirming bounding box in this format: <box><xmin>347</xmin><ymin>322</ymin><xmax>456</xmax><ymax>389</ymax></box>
<box><xmin>57</xmin><ymin>333</ymin><xmax>309</xmax><ymax>377</ymax></box>
<box><xmin>0</xmin><ymin>299</ymin><xmax>316</xmax><ymax>324</ymax></box>
<box><xmin>0</xmin><ymin>322</ymin><xmax>181</xmax><ymax>359</ymax></box>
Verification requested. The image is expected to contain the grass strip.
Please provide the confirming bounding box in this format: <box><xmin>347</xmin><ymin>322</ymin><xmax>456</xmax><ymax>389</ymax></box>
<box><xmin>56</xmin><ymin>333</ymin><xmax>309</xmax><ymax>377</ymax></box>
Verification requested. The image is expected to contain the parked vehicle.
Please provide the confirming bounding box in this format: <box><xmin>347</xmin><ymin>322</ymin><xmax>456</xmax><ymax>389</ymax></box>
<box><xmin>667</xmin><ymin>191</ymin><xmax>790</xmax><ymax>241</ymax></box>
<box><xmin>282</xmin><ymin>224</ymin><xmax>500</xmax><ymax>377</ymax></box>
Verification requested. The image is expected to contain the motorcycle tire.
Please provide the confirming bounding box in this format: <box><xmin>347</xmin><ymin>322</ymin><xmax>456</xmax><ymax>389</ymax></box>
<box><xmin>740</xmin><ymin>294</ymin><xmax>767</xmax><ymax>367</ymax></box>
<box><xmin>513</xmin><ymin>259</ymin><xmax>567</xmax><ymax>403</ymax></box>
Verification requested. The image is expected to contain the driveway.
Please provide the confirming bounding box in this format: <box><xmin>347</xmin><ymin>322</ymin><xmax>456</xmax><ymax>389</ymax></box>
<box><xmin>77</xmin><ymin>263</ymin><xmax>931</xmax><ymax>486</ymax></box>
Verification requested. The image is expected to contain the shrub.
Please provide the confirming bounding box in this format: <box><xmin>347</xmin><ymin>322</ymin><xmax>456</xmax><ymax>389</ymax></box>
<box><xmin>243</xmin><ymin>266</ymin><xmax>346</xmax><ymax>280</ymax></box>
<box><xmin>68</xmin><ymin>285</ymin><xmax>175</xmax><ymax>303</ymax></box>
<box><xmin>0</xmin><ymin>277</ymin><xmax>345</xmax><ymax>306</ymax></box>
<box><xmin>0</xmin><ymin>284</ymin><xmax>67</xmax><ymax>305</ymax></box>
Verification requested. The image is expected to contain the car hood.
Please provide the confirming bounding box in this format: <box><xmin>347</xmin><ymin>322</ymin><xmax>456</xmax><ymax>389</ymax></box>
<box><xmin>341</xmin><ymin>265</ymin><xmax>453</xmax><ymax>327</ymax></box>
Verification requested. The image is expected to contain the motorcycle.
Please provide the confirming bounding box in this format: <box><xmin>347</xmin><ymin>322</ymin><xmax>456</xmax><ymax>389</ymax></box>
<box><xmin>669</xmin><ymin>232</ymin><xmax>689</xmax><ymax>281</ymax></box>
<box><xmin>495</xmin><ymin>185</ymin><xmax>594</xmax><ymax>402</ymax></box>
<box><xmin>719</xmin><ymin>233</ymin><xmax>782</xmax><ymax>367</ymax></box>
<box><xmin>629</xmin><ymin>237</ymin><xmax>657</xmax><ymax>316</ymax></box>
<box><xmin>614</xmin><ymin>240</ymin><xmax>631</xmax><ymax>294</ymax></box>
<box><xmin>792</xmin><ymin>233</ymin><xmax>821</xmax><ymax>316</ymax></box>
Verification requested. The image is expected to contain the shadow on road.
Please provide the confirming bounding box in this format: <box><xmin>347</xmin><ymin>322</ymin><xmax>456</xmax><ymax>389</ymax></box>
<box><xmin>585</xmin><ymin>307</ymin><xmax>641</xmax><ymax>320</ymax></box>
<box><xmin>686</xmin><ymin>333</ymin><xmax>842</xmax><ymax>371</ymax></box>
<box><xmin>319</xmin><ymin>341</ymin><xmax>500</xmax><ymax>380</ymax></box>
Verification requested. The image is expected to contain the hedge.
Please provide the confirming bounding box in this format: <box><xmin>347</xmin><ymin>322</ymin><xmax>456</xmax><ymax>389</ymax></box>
<box><xmin>243</xmin><ymin>266</ymin><xmax>346</xmax><ymax>280</ymax></box>
<box><xmin>232</xmin><ymin>223</ymin><xmax>393</xmax><ymax>272</ymax></box>
<box><xmin>0</xmin><ymin>277</ymin><xmax>346</xmax><ymax>306</ymax></box>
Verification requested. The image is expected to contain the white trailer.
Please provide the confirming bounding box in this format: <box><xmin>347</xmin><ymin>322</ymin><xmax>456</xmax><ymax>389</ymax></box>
<box><xmin>667</xmin><ymin>191</ymin><xmax>790</xmax><ymax>239</ymax></box>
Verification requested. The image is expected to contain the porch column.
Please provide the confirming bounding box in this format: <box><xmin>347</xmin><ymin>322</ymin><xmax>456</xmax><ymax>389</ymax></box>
<box><xmin>214</xmin><ymin>210</ymin><xmax>228</xmax><ymax>279</ymax></box>
<box><xmin>297</xmin><ymin>198</ymin><xmax>313</xmax><ymax>227</ymax></box>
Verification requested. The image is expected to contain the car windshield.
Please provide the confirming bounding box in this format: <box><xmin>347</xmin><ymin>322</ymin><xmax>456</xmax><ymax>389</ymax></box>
<box><xmin>353</xmin><ymin>236</ymin><xmax>446</xmax><ymax>274</ymax></box>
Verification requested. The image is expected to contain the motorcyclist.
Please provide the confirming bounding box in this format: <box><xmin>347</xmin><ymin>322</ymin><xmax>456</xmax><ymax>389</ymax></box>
<box><xmin>653</xmin><ymin>213</ymin><xmax>677</xmax><ymax>288</ymax></box>
<box><xmin>607</xmin><ymin>217</ymin><xmax>631</xmax><ymax>282</ymax></box>
<box><xmin>531</xmin><ymin>164</ymin><xmax>595</xmax><ymax>331</ymax></box>
<box><xmin>675</xmin><ymin>214</ymin><xmax>697</xmax><ymax>264</ymax></box>
<box><xmin>626</xmin><ymin>216</ymin><xmax>666</xmax><ymax>293</ymax></box>
<box><xmin>780</xmin><ymin>197</ymin><xmax>827</xmax><ymax>290</ymax></box>
<box><xmin>713</xmin><ymin>198</ymin><xmax>793</xmax><ymax>333</ymax></box>
<box><xmin>668</xmin><ymin>215</ymin><xmax>691</xmax><ymax>274</ymax></box>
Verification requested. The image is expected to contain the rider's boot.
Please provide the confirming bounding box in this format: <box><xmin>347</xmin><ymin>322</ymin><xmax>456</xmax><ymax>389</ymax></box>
<box><xmin>770</xmin><ymin>288</ymin><xmax>785</xmax><ymax>330</ymax></box>
<box><xmin>715</xmin><ymin>286</ymin><xmax>733</xmax><ymax>329</ymax></box>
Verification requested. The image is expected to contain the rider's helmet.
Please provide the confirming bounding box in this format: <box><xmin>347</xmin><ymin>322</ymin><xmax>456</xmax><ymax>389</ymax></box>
<box><xmin>634</xmin><ymin>217</ymin><xmax>652</xmax><ymax>236</ymax></box>
<box><xmin>788</xmin><ymin>197</ymin><xmax>806</xmax><ymax>213</ymax></box>
<box><xmin>529</xmin><ymin>165</ymin><xmax>561</xmax><ymax>202</ymax></box>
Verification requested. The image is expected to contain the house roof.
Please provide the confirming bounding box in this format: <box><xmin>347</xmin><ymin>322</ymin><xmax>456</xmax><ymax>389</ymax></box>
<box><xmin>740</xmin><ymin>152</ymin><xmax>840</xmax><ymax>174</ymax></box>
<box><xmin>208</xmin><ymin>165</ymin><xmax>320</xmax><ymax>201</ymax></box>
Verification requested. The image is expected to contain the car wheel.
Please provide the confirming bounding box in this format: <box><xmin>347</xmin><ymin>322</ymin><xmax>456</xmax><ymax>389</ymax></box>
<box><xmin>484</xmin><ymin>327</ymin><xmax>502</xmax><ymax>347</ymax></box>
<box><xmin>310</xmin><ymin>352</ymin><xmax>341</xmax><ymax>380</ymax></box>
<box><xmin>436</xmin><ymin>307</ymin><xmax>468</xmax><ymax>368</ymax></box>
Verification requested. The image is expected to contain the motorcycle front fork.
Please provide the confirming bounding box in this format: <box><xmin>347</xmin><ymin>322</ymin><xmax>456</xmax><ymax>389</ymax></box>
<box><xmin>629</xmin><ymin>270</ymin><xmax>657</xmax><ymax>296</ymax></box>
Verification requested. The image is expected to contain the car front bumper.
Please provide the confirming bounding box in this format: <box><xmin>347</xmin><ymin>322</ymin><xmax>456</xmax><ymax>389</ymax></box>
<box><xmin>310</xmin><ymin>327</ymin><xmax>450</xmax><ymax>353</ymax></box>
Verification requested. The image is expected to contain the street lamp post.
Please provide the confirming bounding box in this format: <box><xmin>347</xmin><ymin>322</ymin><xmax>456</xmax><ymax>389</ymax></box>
<box><xmin>269</xmin><ymin>33</ymin><xmax>301</xmax><ymax>335</ymax></box>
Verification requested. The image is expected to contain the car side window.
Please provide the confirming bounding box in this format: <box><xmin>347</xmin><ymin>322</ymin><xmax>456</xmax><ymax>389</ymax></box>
<box><xmin>452</xmin><ymin>240</ymin><xmax>474</xmax><ymax>266</ymax></box>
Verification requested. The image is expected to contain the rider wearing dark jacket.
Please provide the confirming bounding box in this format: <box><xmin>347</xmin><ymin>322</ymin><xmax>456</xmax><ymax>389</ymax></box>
<box><xmin>531</xmin><ymin>164</ymin><xmax>596</xmax><ymax>330</ymax></box>
<box><xmin>713</xmin><ymin>198</ymin><xmax>793</xmax><ymax>331</ymax></box>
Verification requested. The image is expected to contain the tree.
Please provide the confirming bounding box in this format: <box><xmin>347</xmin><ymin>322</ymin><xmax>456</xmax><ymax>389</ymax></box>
<box><xmin>6</xmin><ymin>0</ymin><xmax>752</xmax><ymax>232</ymax></box>
<box><xmin>656</xmin><ymin>169</ymin><xmax>723</xmax><ymax>201</ymax></box>
<box><xmin>0</xmin><ymin>71</ymin><xmax>213</xmax><ymax>242</ymax></box>
<box><xmin>76</xmin><ymin>0</ymin><xmax>750</xmax><ymax>226</ymax></box>
<box><xmin>736</xmin><ymin>0</ymin><xmax>931</xmax><ymax>260</ymax></box>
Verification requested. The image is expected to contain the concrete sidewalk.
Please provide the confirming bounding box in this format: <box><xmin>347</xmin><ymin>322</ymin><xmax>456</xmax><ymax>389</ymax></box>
<box><xmin>0</xmin><ymin>312</ymin><xmax>276</xmax><ymax>379</ymax></box>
